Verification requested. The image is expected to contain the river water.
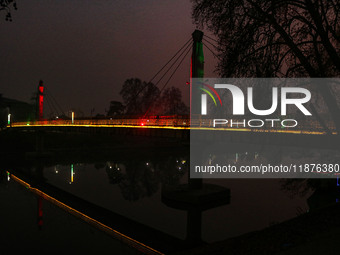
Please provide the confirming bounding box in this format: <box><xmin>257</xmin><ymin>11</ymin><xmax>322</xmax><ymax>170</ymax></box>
<box><xmin>3</xmin><ymin>150</ymin><xmax>313</xmax><ymax>241</ymax></box>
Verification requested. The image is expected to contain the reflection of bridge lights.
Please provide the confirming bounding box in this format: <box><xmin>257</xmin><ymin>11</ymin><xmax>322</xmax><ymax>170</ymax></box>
<box><xmin>106</xmin><ymin>162</ymin><xmax>123</xmax><ymax>172</ymax></box>
<box><xmin>70</xmin><ymin>164</ymin><xmax>75</xmax><ymax>184</ymax></box>
<box><xmin>8</xmin><ymin>172</ymin><xmax>161</xmax><ymax>254</ymax></box>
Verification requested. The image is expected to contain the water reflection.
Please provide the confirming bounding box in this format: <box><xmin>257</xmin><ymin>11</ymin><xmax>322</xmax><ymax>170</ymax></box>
<box><xmin>0</xmin><ymin>175</ymin><xmax>143</xmax><ymax>254</ymax></box>
<box><xmin>49</xmin><ymin>156</ymin><xmax>188</xmax><ymax>202</ymax></box>
<box><xmin>28</xmin><ymin>155</ymin><xmax>230</xmax><ymax>249</ymax></box>
<box><xmin>3</xmin><ymin>143</ymin><xmax>339</xmax><ymax>251</ymax></box>
<box><xmin>105</xmin><ymin>157</ymin><xmax>187</xmax><ymax>202</ymax></box>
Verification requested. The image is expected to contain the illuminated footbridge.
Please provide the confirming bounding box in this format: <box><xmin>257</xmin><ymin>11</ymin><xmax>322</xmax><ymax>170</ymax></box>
<box><xmin>8</xmin><ymin>117</ymin><xmax>337</xmax><ymax>136</ymax></box>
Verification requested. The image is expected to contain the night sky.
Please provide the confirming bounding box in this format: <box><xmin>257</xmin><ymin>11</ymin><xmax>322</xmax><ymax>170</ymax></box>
<box><xmin>0</xmin><ymin>0</ymin><xmax>218</xmax><ymax>117</ymax></box>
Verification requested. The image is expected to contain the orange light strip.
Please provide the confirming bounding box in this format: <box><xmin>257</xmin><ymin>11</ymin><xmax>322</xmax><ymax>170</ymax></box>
<box><xmin>9</xmin><ymin>122</ymin><xmax>337</xmax><ymax>135</ymax></box>
<box><xmin>7</xmin><ymin>171</ymin><xmax>164</xmax><ymax>255</ymax></box>
<box><xmin>9</xmin><ymin>123</ymin><xmax>190</xmax><ymax>130</ymax></box>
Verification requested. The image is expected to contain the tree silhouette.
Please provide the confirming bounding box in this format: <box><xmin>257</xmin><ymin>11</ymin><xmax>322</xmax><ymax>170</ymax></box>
<box><xmin>118</xmin><ymin>161</ymin><xmax>159</xmax><ymax>201</ymax></box>
<box><xmin>120</xmin><ymin>78</ymin><xmax>160</xmax><ymax>115</ymax></box>
<box><xmin>107</xmin><ymin>101</ymin><xmax>125</xmax><ymax>116</ymax></box>
<box><xmin>192</xmin><ymin>0</ymin><xmax>340</xmax><ymax>131</ymax></box>
<box><xmin>161</xmin><ymin>86</ymin><xmax>189</xmax><ymax>115</ymax></box>
<box><xmin>0</xmin><ymin>0</ymin><xmax>17</xmax><ymax>21</ymax></box>
<box><xmin>119</xmin><ymin>78</ymin><xmax>188</xmax><ymax>115</ymax></box>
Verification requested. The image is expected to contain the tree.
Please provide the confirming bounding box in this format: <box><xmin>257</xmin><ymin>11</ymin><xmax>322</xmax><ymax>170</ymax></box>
<box><xmin>0</xmin><ymin>0</ymin><xmax>17</xmax><ymax>21</ymax></box>
<box><xmin>119</xmin><ymin>79</ymin><xmax>188</xmax><ymax>115</ymax></box>
<box><xmin>120</xmin><ymin>78</ymin><xmax>160</xmax><ymax>115</ymax></box>
<box><xmin>192</xmin><ymin>0</ymin><xmax>340</xmax><ymax>131</ymax></box>
<box><xmin>107</xmin><ymin>101</ymin><xmax>125</xmax><ymax>116</ymax></box>
<box><xmin>161</xmin><ymin>86</ymin><xmax>189</xmax><ymax>115</ymax></box>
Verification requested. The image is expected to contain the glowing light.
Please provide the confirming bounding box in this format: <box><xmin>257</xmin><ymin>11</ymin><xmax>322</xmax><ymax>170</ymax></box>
<box><xmin>71</xmin><ymin>112</ymin><xmax>75</xmax><ymax>124</ymax></box>
<box><xmin>70</xmin><ymin>164</ymin><xmax>74</xmax><ymax>183</ymax></box>
<box><xmin>8</xmin><ymin>119</ymin><xmax>338</xmax><ymax>135</ymax></box>
<box><xmin>7</xmin><ymin>114</ymin><xmax>11</xmax><ymax>125</ymax></box>
<box><xmin>37</xmin><ymin>81</ymin><xmax>44</xmax><ymax>121</ymax></box>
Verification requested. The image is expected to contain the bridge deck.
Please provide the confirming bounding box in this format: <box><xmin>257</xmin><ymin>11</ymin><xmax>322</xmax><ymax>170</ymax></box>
<box><xmin>8</xmin><ymin>118</ymin><xmax>337</xmax><ymax>136</ymax></box>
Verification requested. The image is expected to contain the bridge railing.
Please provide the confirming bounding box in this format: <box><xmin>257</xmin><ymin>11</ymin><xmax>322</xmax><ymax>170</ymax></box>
<box><xmin>10</xmin><ymin>118</ymin><xmax>336</xmax><ymax>133</ymax></box>
<box><xmin>11</xmin><ymin>118</ymin><xmax>191</xmax><ymax>128</ymax></box>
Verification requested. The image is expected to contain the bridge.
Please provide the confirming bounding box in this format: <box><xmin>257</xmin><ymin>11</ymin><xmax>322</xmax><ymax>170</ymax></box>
<box><xmin>8</xmin><ymin>117</ymin><xmax>337</xmax><ymax>135</ymax></box>
<box><xmin>5</xmin><ymin>29</ymin><xmax>338</xmax><ymax>140</ymax></box>
<box><xmin>6</xmin><ymin>116</ymin><xmax>338</xmax><ymax>152</ymax></box>
<box><xmin>2</xmin><ymin>27</ymin><xmax>340</xmax><ymax>255</ymax></box>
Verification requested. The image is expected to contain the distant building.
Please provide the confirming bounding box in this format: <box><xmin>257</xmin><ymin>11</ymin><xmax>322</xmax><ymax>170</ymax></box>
<box><xmin>0</xmin><ymin>94</ymin><xmax>35</xmax><ymax>127</ymax></box>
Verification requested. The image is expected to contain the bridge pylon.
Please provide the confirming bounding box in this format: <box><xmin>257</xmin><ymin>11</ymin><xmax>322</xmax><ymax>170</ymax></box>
<box><xmin>36</xmin><ymin>80</ymin><xmax>44</xmax><ymax>121</ymax></box>
<box><xmin>190</xmin><ymin>29</ymin><xmax>204</xmax><ymax>117</ymax></box>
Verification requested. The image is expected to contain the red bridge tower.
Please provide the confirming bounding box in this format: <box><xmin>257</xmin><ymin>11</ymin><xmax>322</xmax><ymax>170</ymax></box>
<box><xmin>36</xmin><ymin>80</ymin><xmax>44</xmax><ymax>121</ymax></box>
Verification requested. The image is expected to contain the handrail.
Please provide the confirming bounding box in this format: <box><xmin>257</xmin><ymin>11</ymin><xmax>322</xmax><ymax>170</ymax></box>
<box><xmin>8</xmin><ymin>118</ymin><xmax>337</xmax><ymax>134</ymax></box>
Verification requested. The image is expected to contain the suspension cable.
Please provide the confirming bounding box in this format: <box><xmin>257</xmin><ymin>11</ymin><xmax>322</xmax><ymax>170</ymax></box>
<box><xmin>147</xmin><ymin>37</ymin><xmax>192</xmax><ymax>83</ymax></box>
<box><xmin>44</xmin><ymin>87</ymin><xmax>65</xmax><ymax>116</ymax></box>
<box><xmin>124</xmin><ymin>37</ymin><xmax>192</xmax><ymax>112</ymax></box>
<box><xmin>143</xmin><ymin>45</ymin><xmax>192</xmax><ymax>117</ymax></box>
<box><xmin>202</xmin><ymin>41</ymin><xmax>220</xmax><ymax>59</ymax></box>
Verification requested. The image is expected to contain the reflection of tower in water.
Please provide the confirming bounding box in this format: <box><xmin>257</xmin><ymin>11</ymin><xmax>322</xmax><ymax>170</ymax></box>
<box><xmin>69</xmin><ymin>164</ymin><xmax>74</xmax><ymax>184</ymax></box>
<box><xmin>162</xmin><ymin>178</ymin><xmax>230</xmax><ymax>245</ymax></box>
